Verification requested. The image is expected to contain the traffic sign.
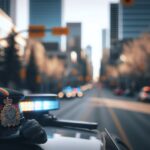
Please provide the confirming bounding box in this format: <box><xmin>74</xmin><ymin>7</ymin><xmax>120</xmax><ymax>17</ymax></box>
<box><xmin>51</xmin><ymin>27</ymin><xmax>69</xmax><ymax>36</ymax></box>
<box><xmin>121</xmin><ymin>0</ymin><xmax>134</xmax><ymax>6</ymax></box>
<box><xmin>29</xmin><ymin>25</ymin><xmax>45</xmax><ymax>38</ymax></box>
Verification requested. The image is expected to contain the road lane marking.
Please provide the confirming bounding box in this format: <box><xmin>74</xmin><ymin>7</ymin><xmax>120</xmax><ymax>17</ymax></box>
<box><xmin>92</xmin><ymin>98</ymin><xmax>150</xmax><ymax>114</ymax></box>
<box><xmin>91</xmin><ymin>97</ymin><xmax>137</xmax><ymax>149</ymax></box>
<box><xmin>107</xmin><ymin>107</ymin><xmax>133</xmax><ymax>150</ymax></box>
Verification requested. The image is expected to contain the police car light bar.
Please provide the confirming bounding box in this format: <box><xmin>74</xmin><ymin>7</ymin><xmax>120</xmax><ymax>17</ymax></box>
<box><xmin>20</xmin><ymin>100</ymin><xmax>59</xmax><ymax>112</ymax></box>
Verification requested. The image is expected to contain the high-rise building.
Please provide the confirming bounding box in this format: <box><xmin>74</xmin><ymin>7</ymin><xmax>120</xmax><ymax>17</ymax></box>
<box><xmin>0</xmin><ymin>0</ymin><xmax>62</xmax><ymax>40</ymax></box>
<box><xmin>109</xmin><ymin>3</ymin><xmax>120</xmax><ymax>64</ymax></box>
<box><xmin>119</xmin><ymin>0</ymin><xmax>150</xmax><ymax>39</ymax></box>
<box><xmin>85</xmin><ymin>45</ymin><xmax>92</xmax><ymax>63</ymax></box>
<box><xmin>0</xmin><ymin>0</ymin><xmax>29</xmax><ymax>36</ymax></box>
<box><xmin>66</xmin><ymin>23</ymin><xmax>81</xmax><ymax>56</ymax></box>
<box><xmin>102</xmin><ymin>29</ymin><xmax>110</xmax><ymax>61</ymax></box>
<box><xmin>102</xmin><ymin>29</ymin><xmax>110</xmax><ymax>49</ymax></box>
<box><xmin>0</xmin><ymin>0</ymin><xmax>10</xmax><ymax>15</ymax></box>
<box><xmin>110</xmin><ymin>3</ymin><xmax>119</xmax><ymax>45</ymax></box>
<box><xmin>100</xmin><ymin>29</ymin><xmax>110</xmax><ymax>78</ymax></box>
<box><xmin>30</xmin><ymin>0</ymin><xmax>62</xmax><ymax>44</ymax></box>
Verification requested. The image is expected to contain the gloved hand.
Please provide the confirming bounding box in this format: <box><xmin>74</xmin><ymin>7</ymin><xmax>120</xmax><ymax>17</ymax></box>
<box><xmin>20</xmin><ymin>119</ymin><xmax>47</xmax><ymax>144</ymax></box>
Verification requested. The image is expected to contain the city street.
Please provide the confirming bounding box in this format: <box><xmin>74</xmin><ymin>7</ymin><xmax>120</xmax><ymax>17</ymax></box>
<box><xmin>1</xmin><ymin>1</ymin><xmax>150</xmax><ymax>150</ymax></box>
<box><xmin>53</xmin><ymin>86</ymin><xmax>150</xmax><ymax>150</ymax></box>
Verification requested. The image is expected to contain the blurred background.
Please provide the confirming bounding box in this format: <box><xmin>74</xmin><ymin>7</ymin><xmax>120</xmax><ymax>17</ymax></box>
<box><xmin>0</xmin><ymin>0</ymin><xmax>150</xmax><ymax>149</ymax></box>
<box><xmin>0</xmin><ymin>0</ymin><xmax>94</xmax><ymax>93</ymax></box>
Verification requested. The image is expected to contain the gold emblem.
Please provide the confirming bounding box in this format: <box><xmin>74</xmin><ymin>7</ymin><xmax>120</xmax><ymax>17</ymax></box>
<box><xmin>1</xmin><ymin>98</ymin><xmax>20</xmax><ymax>127</ymax></box>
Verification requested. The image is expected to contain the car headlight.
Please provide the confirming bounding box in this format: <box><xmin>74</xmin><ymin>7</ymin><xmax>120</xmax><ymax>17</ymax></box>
<box><xmin>66</xmin><ymin>93</ymin><xmax>72</xmax><ymax>98</ymax></box>
<box><xmin>77</xmin><ymin>92</ymin><xmax>83</xmax><ymax>97</ymax></box>
<box><xmin>58</xmin><ymin>92</ymin><xmax>64</xmax><ymax>98</ymax></box>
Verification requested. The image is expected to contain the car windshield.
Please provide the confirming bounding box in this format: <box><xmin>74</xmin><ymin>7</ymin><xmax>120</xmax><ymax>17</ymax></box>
<box><xmin>0</xmin><ymin>0</ymin><xmax>150</xmax><ymax>150</ymax></box>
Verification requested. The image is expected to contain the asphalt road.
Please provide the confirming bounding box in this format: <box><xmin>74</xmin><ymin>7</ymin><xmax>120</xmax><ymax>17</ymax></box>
<box><xmin>53</xmin><ymin>86</ymin><xmax>150</xmax><ymax>150</ymax></box>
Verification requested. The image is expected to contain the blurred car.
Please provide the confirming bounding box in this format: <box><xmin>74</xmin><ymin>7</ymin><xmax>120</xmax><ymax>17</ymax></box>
<box><xmin>58</xmin><ymin>86</ymin><xmax>74</xmax><ymax>99</ymax></box>
<box><xmin>113</xmin><ymin>88</ymin><xmax>124</xmax><ymax>96</ymax></box>
<box><xmin>138</xmin><ymin>86</ymin><xmax>150</xmax><ymax>102</ymax></box>
<box><xmin>73</xmin><ymin>87</ymin><xmax>84</xmax><ymax>97</ymax></box>
<box><xmin>124</xmin><ymin>89</ymin><xmax>134</xmax><ymax>97</ymax></box>
<box><xmin>80</xmin><ymin>84</ymin><xmax>93</xmax><ymax>92</ymax></box>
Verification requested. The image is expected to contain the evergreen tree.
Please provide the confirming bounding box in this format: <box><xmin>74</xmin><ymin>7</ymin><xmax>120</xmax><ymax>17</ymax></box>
<box><xmin>26</xmin><ymin>50</ymin><xmax>40</xmax><ymax>92</ymax></box>
<box><xmin>3</xmin><ymin>33</ymin><xmax>21</xmax><ymax>88</ymax></box>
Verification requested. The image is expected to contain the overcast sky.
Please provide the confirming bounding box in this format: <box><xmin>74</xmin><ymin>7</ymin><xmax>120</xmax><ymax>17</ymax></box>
<box><xmin>62</xmin><ymin>0</ymin><xmax>119</xmax><ymax>80</ymax></box>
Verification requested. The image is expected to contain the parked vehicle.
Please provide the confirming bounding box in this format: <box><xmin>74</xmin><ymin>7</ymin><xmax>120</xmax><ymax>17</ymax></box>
<box><xmin>138</xmin><ymin>86</ymin><xmax>150</xmax><ymax>102</ymax></box>
<box><xmin>124</xmin><ymin>89</ymin><xmax>134</xmax><ymax>97</ymax></box>
<box><xmin>113</xmin><ymin>88</ymin><xmax>125</xmax><ymax>96</ymax></box>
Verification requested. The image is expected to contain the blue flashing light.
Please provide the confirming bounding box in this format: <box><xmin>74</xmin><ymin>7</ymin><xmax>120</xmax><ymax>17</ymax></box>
<box><xmin>20</xmin><ymin>100</ymin><xmax>59</xmax><ymax>112</ymax></box>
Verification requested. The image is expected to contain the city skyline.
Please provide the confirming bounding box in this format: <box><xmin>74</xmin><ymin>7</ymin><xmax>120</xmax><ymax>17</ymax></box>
<box><xmin>62</xmin><ymin>0</ymin><xmax>119</xmax><ymax>80</ymax></box>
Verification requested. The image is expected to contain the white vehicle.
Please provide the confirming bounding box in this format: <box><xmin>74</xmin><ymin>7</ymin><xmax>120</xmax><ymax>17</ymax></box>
<box><xmin>0</xmin><ymin>88</ymin><xmax>129</xmax><ymax>150</ymax></box>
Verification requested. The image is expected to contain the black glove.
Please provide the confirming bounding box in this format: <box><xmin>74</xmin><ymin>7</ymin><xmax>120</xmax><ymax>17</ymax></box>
<box><xmin>20</xmin><ymin>119</ymin><xmax>47</xmax><ymax>144</ymax></box>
